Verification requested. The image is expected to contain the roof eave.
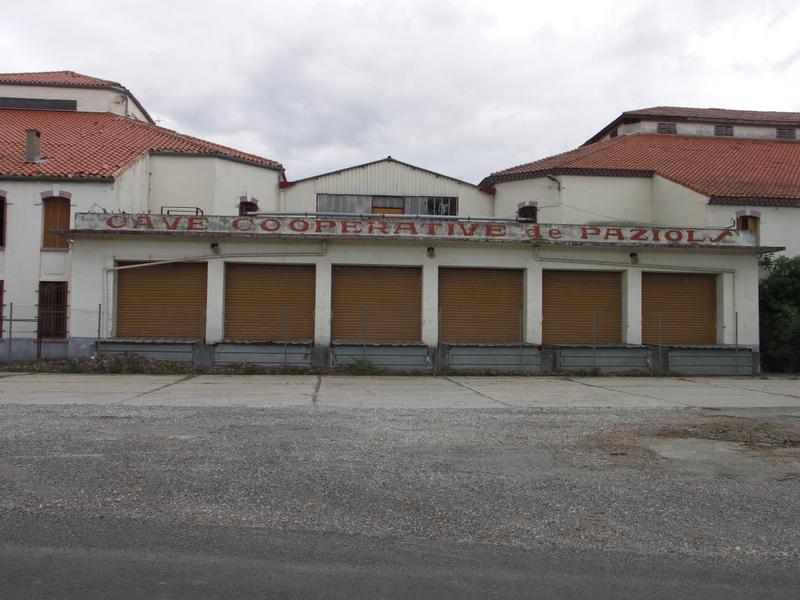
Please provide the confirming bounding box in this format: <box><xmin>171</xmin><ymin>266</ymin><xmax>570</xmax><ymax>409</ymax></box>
<box><xmin>148</xmin><ymin>151</ymin><xmax>283</xmax><ymax>172</ymax></box>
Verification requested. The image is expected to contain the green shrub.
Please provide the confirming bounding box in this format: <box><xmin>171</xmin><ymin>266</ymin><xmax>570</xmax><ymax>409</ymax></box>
<box><xmin>760</xmin><ymin>255</ymin><xmax>800</xmax><ymax>372</ymax></box>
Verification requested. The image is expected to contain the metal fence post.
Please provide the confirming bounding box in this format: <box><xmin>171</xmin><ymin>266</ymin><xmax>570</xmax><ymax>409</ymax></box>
<box><xmin>7</xmin><ymin>302</ymin><xmax>12</xmax><ymax>363</ymax></box>
<box><xmin>657</xmin><ymin>312</ymin><xmax>663</xmax><ymax>375</ymax></box>
<box><xmin>283</xmin><ymin>304</ymin><xmax>289</xmax><ymax>366</ymax></box>
<box><xmin>592</xmin><ymin>310</ymin><xmax>597</xmax><ymax>370</ymax></box>
<box><xmin>362</xmin><ymin>304</ymin><xmax>368</xmax><ymax>360</ymax></box>
<box><xmin>519</xmin><ymin>308</ymin><xmax>524</xmax><ymax>370</ymax></box>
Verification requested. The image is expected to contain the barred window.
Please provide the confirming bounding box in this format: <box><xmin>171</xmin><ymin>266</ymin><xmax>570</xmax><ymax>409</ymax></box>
<box><xmin>714</xmin><ymin>125</ymin><xmax>734</xmax><ymax>137</ymax></box>
<box><xmin>38</xmin><ymin>281</ymin><xmax>68</xmax><ymax>338</ymax></box>
<box><xmin>657</xmin><ymin>123</ymin><xmax>677</xmax><ymax>134</ymax></box>
<box><xmin>777</xmin><ymin>128</ymin><xmax>796</xmax><ymax>140</ymax></box>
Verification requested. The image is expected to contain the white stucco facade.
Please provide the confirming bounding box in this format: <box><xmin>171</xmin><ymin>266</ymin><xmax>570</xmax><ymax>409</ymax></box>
<box><xmin>0</xmin><ymin>83</ymin><xmax>149</xmax><ymax>122</ymax></box>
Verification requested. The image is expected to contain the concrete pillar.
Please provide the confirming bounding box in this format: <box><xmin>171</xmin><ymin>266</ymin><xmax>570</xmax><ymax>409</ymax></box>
<box><xmin>526</xmin><ymin>260</ymin><xmax>542</xmax><ymax>344</ymax></box>
<box><xmin>718</xmin><ymin>272</ymin><xmax>735</xmax><ymax>345</ymax></box>
<box><xmin>623</xmin><ymin>268</ymin><xmax>642</xmax><ymax>345</ymax></box>
<box><xmin>314</xmin><ymin>262</ymin><xmax>332</xmax><ymax>346</ymax></box>
<box><xmin>205</xmin><ymin>259</ymin><xmax>225</xmax><ymax>344</ymax></box>
<box><xmin>421</xmin><ymin>261</ymin><xmax>439</xmax><ymax>347</ymax></box>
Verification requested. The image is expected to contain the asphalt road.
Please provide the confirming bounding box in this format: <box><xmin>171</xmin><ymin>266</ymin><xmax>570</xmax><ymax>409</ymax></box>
<box><xmin>2</xmin><ymin>511</ymin><xmax>799</xmax><ymax>600</ymax></box>
<box><xmin>0</xmin><ymin>375</ymin><xmax>798</xmax><ymax>598</ymax></box>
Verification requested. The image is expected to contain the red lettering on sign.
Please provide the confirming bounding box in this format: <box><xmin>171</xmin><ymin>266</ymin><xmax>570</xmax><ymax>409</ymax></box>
<box><xmin>425</xmin><ymin>222</ymin><xmax>444</xmax><ymax>235</ymax></box>
<box><xmin>581</xmin><ymin>226</ymin><xmax>601</xmax><ymax>239</ymax></box>
<box><xmin>664</xmin><ymin>229</ymin><xmax>683</xmax><ymax>242</ymax></box>
<box><xmin>106</xmin><ymin>215</ymin><xmax>127</xmax><ymax>229</ymax></box>
<box><xmin>447</xmin><ymin>223</ymin><xmax>456</xmax><ymax>236</ymax></box>
<box><xmin>604</xmin><ymin>227</ymin><xmax>624</xmax><ymax>240</ymax></box>
<box><xmin>187</xmin><ymin>216</ymin><xmax>209</xmax><ymax>231</ymax></box>
<box><xmin>289</xmin><ymin>219</ymin><xmax>310</xmax><ymax>232</ymax></box>
<box><xmin>132</xmin><ymin>215</ymin><xmax>154</xmax><ymax>229</ymax></box>
<box><xmin>549</xmin><ymin>228</ymin><xmax>562</xmax><ymax>239</ymax></box>
<box><xmin>260</xmin><ymin>218</ymin><xmax>281</xmax><ymax>232</ymax></box>
<box><xmin>315</xmin><ymin>219</ymin><xmax>337</xmax><ymax>233</ymax></box>
<box><xmin>368</xmin><ymin>221</ymin><xmax>390</xmax><ymax>234</ymax></box>
<box><xmin>710</xmin><ymin>230</ymin><xmax>734</xmax><ymax>243</ymax></box>
<box><xmin>526</xmin><ymin>225</ymin><xmax>541</xmax><ymax>238</ymax></box>
<box><xmin>484</xmin><ymin>223</ymin><xmax>507</xmax><ymax>237</ymax></box>
<box><xmin>687</xmin><ymin>229</ymin><xmax>706</xmax><ymax>243</ymax></box>
<box><xmin>630</xmin><ymin>228</ymin><xmax>648</xmax><ymax>241</ymax></box>
<box><xmin>458</xmin><ymin>223</ymin><xmax>479</xmax><ymax>236</ymax></box>
<box><xmin>394</xmin><ymin>222</ymin><xmax>418</xmax><ymax>235</ymax></box>
<box><xmin>341</xmin><ymin>220</ymin><xmax>362</xmax><ymax>234</ymax></box>
<box><xmin>161</xmin><ymin>216</ymin><xmax>182</xmax><ymax>230</ymax></box>
<box><xmin>232</xmin><ymin>217</ymin><xmax>254</xmax><ymax>231</ymax></box>
<box><xmin>651</xmin><ymin>228</ymin><xmax>661</xmax><ymax>241</ymax></box>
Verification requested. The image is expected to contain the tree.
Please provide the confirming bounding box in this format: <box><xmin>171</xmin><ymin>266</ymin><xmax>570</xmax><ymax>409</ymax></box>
<box><xmin>759</xmin><ymin>255</ymin><xmax>800</xmax><ymax>372</ymax></box>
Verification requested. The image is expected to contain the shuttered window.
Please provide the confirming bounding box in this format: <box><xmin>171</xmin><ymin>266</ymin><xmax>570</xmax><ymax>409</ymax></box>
<box><xmin>439</xmin><ymin>268</ymin><xmax>523</xmax><ymax>343</ymax></box>
<box><xmin>224</xmin><ymin>264</ymin><xmax>315</xmax><ymax>342</ymax></box>
<box><xmin>116</xmin><ymin>262</ymin><xmax>207</xmax><ymax>338</ymax></box>
<box><xmin>331</xmin><ymin>266</ymin><xmax>421</xmax><ymax>342</ymax></box>
<box><xmin>642</xmin><ymin>273</ymin><xmax>717</xmax><ymax>345</ymax></box>
<box><xmin>42</xmin><ymin>197</ymin><xmax>70</xmax><ymax>249</ymax></box>
<box><xmin>542</xmin><ymin>270</ymin><xmax>622</xmax><ymax>344</ymax></box>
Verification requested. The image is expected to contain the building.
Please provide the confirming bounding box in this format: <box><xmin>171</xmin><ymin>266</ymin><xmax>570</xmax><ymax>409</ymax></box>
<box><xmin>0</xmin><ymin>73</ymin><xmax>790</xmax><ymax>373</ymax></box>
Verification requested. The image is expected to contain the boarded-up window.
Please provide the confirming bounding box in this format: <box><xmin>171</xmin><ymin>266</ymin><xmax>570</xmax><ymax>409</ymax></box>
<box><xmin>42</xmin><ymin>197</ymin><xmax>70</xmax><ymax>249</ymax></box>
<box><xmin>116</xmin><ymin>262</ymin><xmax>207</xmax><ymax>339</ymax></box>
<box><xmin>38</xmin><ymin>281</ymin><xmax>68</xmax><ymax>338</ymax></box>
<box><xmin>224</xmin><ymin>264</ymin><xmax>315</xmax><ymax>342</ymax></box>
<box><xmin>542</xmin><ymin>271</ymin><xmax>622</xmax><ymax>344</ymax></box>
<box><xmin>642</xmin><ymin>273</ymin><xmax>717</xmax><ymax>345</ymax></box>
<box><xmin>439</xmin><ymin>268</ymin><xmax>523</xmax><ymax>343</ymax></box>
<box><xmin>331</xmin><ymin>266</ymin><xmax>421</xmax><ymax>342</ymax></box>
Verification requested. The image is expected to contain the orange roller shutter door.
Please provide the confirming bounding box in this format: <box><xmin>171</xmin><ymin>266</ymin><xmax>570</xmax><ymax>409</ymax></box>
<box><xmin>224</xmin><ymin>264</ymin><xmax>315</xmax><ymax>342</ymax></box>
<box><xmin>116</xmin><ymin>262</ymin><xmax>208</xmax><ymax>338</ymax></box>
<box><xmin>642</xmin><ymin>272</ymin><xmax>717</xmax><ymax>345</ymax></box>
<box><xmin>331</xmin><ymin>266</ymin><xmax>422</xmax><ymax>342</ymax></box>
<box><xmin>439</xmin><ymin>267</ymin><xmax>524</xmax><ymax>343</ymax></box>
<box><xmin>542</xmin><ymin>270</ymin><xmax>622</xmax><ymax>344</ymax></box>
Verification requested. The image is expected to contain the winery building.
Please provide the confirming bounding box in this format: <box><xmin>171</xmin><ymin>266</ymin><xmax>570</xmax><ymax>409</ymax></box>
<box><xmin>1</xmin><ymin>72</ymin><xmax>795</xmax><ymax>373</ymax></box>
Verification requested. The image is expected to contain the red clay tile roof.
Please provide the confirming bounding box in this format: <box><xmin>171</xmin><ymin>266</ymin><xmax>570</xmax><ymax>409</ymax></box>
<box><xmin>0</xmin><ymin>108</ymin><xmax>282</xmax><ymax>178</ymax></box>
<box><xmin>624</xmin><ymin>106</ymin><xmax>800</xmax><ymax>124</ymax></box>
<box><xmin>584</xmin><ymin>106</ymin><xmax>800</xmax><ymax>145</ymax></box>
<box><xmin>483</xmin><ymin>134</ymin><xmax>800</xmax><ymax>206</ymax></box>
<box><xmin>0</xmin><ymin>70</ymin><xmax>125</xmax><ymax>89</ymax></box>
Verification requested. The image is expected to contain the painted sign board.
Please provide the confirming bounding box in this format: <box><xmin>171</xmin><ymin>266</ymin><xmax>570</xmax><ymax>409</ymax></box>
<box><xmin>72</xmin><ymin>213</ymin><xmax>757</xmax><ymax>248</ymax></box>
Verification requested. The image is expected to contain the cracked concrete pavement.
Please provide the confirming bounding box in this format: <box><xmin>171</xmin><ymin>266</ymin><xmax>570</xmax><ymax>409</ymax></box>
<box><xmin>0</xmin><ymin>373</ymin><xmax>798</xmax><ymax>408</ymax></box>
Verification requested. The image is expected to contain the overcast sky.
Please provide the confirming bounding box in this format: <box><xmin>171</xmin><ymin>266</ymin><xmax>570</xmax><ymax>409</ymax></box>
<box><xmin>2</xmin><ymin>0</ymin><xmax>799</xmax><ymax>182</ymax></box>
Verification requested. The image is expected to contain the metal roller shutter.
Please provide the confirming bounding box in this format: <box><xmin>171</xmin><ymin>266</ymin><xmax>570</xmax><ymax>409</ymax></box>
<box><xmin>542</xmin><ymin>270</ymin><xmax>622</xmax><ymax>344</ymax></box>
<box><xmin>116</xmin><ymin>262</ymin><xmax>207</xmax><ymax>338</ymax></box>
<box><xmin>332</xmin><ymin>266</ymin><xmax>421</xmax><ymax>342</ymax></box>
<box><xmin>642</xmin><ymin>273</ymin><xmax>717</xmax><ymax>345</ymax></box>
<box><xmin>224</xmin><ymin>264</ymin><xmax>315</xmax><ymax>342</ymax></box>
<box><xmin>439</xmin><ymin>267</ymin><xmax>523</xmax><ymax>343</ymax></box>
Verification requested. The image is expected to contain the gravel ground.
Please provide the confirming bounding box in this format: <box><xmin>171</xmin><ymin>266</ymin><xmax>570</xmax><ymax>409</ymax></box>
<box><xmin>1</xmin><ymin>404</ymin><xmax>798</xmax><ymax>562</ymax></box>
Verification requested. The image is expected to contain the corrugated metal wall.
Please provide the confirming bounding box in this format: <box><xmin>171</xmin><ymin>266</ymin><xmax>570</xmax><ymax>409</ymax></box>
<box><xmin>439</xmin><ymin>267</ymin><xmax>523</xmax><ymax>343</ymax></box>
<box><xmin>642</xmin><ymin>273</ymin><xmax>717</xmax><ymax>344</ymax></box>
<box><xmin>542</xmin><ymin>270</ymin><xmax>622</xmax><ymax>344</ymax></box>
<box><xmin>313</xmin><ymin>161</ymin><xmax>463</xmax><ymax>197</ymax></box>
<box><xmin>224</xmin><ymin>264</ymin><xmax>315</xmax><ymax>342</ymax></box>
<box><xmin>116</xmin><ymin>262</ymin><xmax>207</xmax><ymax>339</ymax></box>
<box><xmin>331</xmin><ymin>266</ymin><xmax>422</xmax><ymax>343</ymax></box>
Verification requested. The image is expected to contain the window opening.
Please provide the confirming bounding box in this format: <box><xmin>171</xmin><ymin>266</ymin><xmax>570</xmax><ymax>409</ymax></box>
<box><xmin>714</xmin><ymin>125</ymin><xmax>734</xmax><ymax>137</ymax></box>
<box><xmin>517</xmin><ymin>205</ymin><xmax>538</xmax><ymax>222</ymax></box>
<box><xmin>37</xmin><ymin>281</ymin><xmax>68</xmax><ymax>338</ymax></box>
<box><xmin>42</xmin><ymin>197</ymin><xmax>70</xmax><ymax>249</ymax></box>
<box><xmin>736</xmin><ymin>215</ymin><xmax>759</xmax><ymax>232</ymax></box>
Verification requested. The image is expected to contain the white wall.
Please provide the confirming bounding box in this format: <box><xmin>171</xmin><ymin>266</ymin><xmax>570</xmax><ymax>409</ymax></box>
<box><xmin>67</xmin><ymin>235</ymin><xmax>762</xmax><ymax>349</ymax></box>
<box><xmin>708</xmin><ymin>204</ymin><xmax>800</xmax><ymax>257</ymax></box>
<box><xmin>651</xmin><ymin>175</ymin><xmax>708</xmax><ymax>226</ymax></box>
<box><xmin>0</xmin><ymin>84</ymin><xmax>149</xmax><ymax>121</ymax></box>
<box><xmin>494</xmin><ymin>176</ymin><xmax>653</xmax><ymax>223</ymax></box>
<box><xmin>148</xmin><ymin>155</ymin><xmax>281</xmax><ymax>215</ymax></box>
<box><xmin>0</xmin><ymin>180</ymin><xmax>116</xmax><ymax>338</ymax></box>
<box><xmin>282</xmin><ymin>160</ymin><xmax>493</xmax><ymax>216</ymax></box>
